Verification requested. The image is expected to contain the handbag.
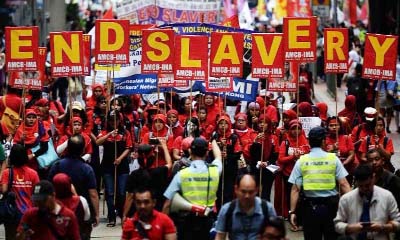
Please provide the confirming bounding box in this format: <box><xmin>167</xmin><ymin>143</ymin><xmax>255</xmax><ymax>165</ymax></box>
<box><xmin>32</xmin><ymin>139</ymin><xmax>59</xmax><ymax>169</ymax></box>
<box><xmin>0</xmin><ymin>167</ymin><xmax>19</xmax><ymax>224</ymax></box>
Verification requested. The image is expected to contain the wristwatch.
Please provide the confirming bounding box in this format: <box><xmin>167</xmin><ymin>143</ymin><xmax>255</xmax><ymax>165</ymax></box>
<box><xmin>289</xmin><ymin>210</ymin><xmax>296</xmax><ymax>215</ymax></box>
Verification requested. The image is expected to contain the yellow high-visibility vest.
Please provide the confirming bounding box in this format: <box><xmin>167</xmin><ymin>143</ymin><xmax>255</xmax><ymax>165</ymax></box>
<box><xmin>180</xmin><ymin>165</ymin><xmax>219</xmax><ymax>206</ymax></box>
<box><xmin>299</xmin><ymin>153</ymin><xmax>336</xmax><ymax>190</ymax></box>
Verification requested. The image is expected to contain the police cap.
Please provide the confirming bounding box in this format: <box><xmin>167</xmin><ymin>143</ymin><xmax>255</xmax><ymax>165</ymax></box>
<box><xmin>308</xmin><ymin>126</ymin><xmax>327</xmax><ymax>140</ymax></box>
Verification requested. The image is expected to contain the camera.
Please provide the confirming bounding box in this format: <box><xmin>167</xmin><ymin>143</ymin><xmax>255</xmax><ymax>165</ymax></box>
<box><xmin>149</xmin><ymin>138</ymin><xmax>160</xmax><ymax>145</ymax></box>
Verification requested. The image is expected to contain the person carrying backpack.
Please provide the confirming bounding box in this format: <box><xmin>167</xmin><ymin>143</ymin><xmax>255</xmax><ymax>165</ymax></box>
<box><xmin>215</xmin><ymin>174</ymin><xmax>276</xmax><ymax>240</ymax></box>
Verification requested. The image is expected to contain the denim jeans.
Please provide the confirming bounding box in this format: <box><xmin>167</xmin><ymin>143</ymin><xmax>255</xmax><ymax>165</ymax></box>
<box><xmin>103</xmin><ymin>173</ymin><xmax>128</xmax><ymax>220</ymax></box>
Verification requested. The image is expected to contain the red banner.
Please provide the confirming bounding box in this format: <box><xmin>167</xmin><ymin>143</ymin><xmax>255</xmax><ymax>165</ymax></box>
<box><xmin>5</xmin><ymin>26</ymin><xmax>39</xmax><ymax>71</ymax></box>
<box><xmin>206</xmin><ymin>77</ymin><xmax>233</xmax><ymax>92</ymax></box>
<box><xmin>142</xmin><ymin>29</ymin><xmax>175</xmax><ymax>74</ymax></box>
<box><xmin>324</xmin><ymin>28</ymin><xmax>349</xmax><ymax>74</ymax></box>
<box><xmin>158</xmin><ymin>74</ymin><xmax>175</xmax><ymax>88</ymax></box>
<box><xmin>174</xmin><ymin>35</ymin><xmax>208</xmax><ymax>81</ymax></box>
<box><xmin>130</xmin><ymin>24</ymin><xmax>156</xmax><ymax>36</ymax></box>
<box><xmin>268</xmin><ymin>62</ymin><xmax>298</xmax><ymax>92</ymax></box>
<box><xmin>362</xmin><ymin>33</ymin><xmax>398</xmax><ymax>80</ymax></box>
<box><xmin>83</xmin><ymin>34</ymin><xmax>91</xmax><ymax>76</ymax></box>
<box><xmin>210</xmin><ymin>32</ymin><xmax>243</xmax><ymax>77</ymax></box>
<box><xmin>252</xmin><ymin>33</ymin><xmax>285</xmax><ymax>78</ymax></box>
<box><xmin>50</xmin><ymin>31</ymin><xmax>84</xmax><ymax>77</ymax></box>
<box><xmin>9</xmin><ymin>47</ymin><xmax>46</xmax><ymax>90</ymax></box>
<box><xmin>95</xmin><ymin>19</ymin><xmax>130</xmax><ymax>64</ymax></box>
<box><xmin>283</xmin><ymin>17</ymin><xmax>317</xmax><ymax>62</ymax></box>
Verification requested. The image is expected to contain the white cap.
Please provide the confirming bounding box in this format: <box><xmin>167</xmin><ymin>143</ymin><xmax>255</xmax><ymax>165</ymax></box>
<box><xmin>364</xmin><ymin>107</ymin><xmax>377</xmax><ymax>121</ymax></box>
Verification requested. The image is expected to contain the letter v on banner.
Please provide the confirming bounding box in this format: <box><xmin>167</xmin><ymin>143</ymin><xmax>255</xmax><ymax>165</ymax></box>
<box><xmin>251</xmin><ymin>33</ymin><xmax>284</xmax><ymax>78</ymax></box>
<box><xmin>362</xmin><ymin>33</ymin><xmax>398</xmax><ymax>80</ymax></box>
<box><xmin>50</xmin><ymin>31</ymin><xmax>84</xmax><ymax>77</ymax></box>
<box><xmin>95</xmin><ymin>19</ymin><xmax>130</xmax><ymax>65</ymax></box>
<box><xmin>5</xmin><ymin>26</ymin><xmax>39</xmax><ymax>71</ymax></box>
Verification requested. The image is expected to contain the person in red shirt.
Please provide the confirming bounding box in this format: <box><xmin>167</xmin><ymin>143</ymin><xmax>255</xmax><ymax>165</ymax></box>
<box><xmin>35</xmin><ymin>98</ymin><xmax>65</xmax><ymax>138</ymax></box>
<box><xmin>275</xmin><ymin>120</ymin><xmax>310</xmax><ymax>219</ymax></box>
<box><xmin>172</xmin><ymin>117</ymin><xmax>202</xmax><ymax>161</ymax></box>
<box><xmin>1</xmin><ymin>144</ymin><xmax>39</xmax><ymax>239</ymax></box>
<box><xmin>359</xmin><ymin>116</ymin><xmax>394</xmax><ymax>171</ymax></box>
<box><xmin>178</xmin><ymin>97</ymin><xmax>197</xmax><ymax>124</ymax></box>
<box><xmin>0</xmin><ymin>87</ymin><xmax>23</xmax><ymax>135</ymax></box>
<box><xmin>275</xmin><ymin>109</ymin><xmax>298</xmax><ymax>145</ymax></box>
<box><xmin>197</xmin><ymin>106</ymin><xmax>214</xmax><ymax>140</ymax></box>
<box><xmin>122</xmin><ymin>188</ymin><xmax>176</xmax><ymax>240</ymax></box>
<box><xmin>86</xmin><ymin>84</ymin><xmax>107</xmax><ymax>111</ymax></box>
<box><xmin>233</xmin><ymin>112</ymin><xmax>255</xmax><ymax>163</ymax></box>
<box><xmin>324</xmin><ymin>116</ymin><xmax>356</xmax><ymax>183</ymax></box>
<box><xmin>203</xmin><ymin>93</ymin><xmax>221</xmax><ymax>126</ymax></box>
<box><xmin>16</xmin><ymin>180</ymin><xmax>80</xmax><ymax>240</ymax></box>
<box><xmin>246</xmin><ymin>101</ymin><xmax>261</xmax><ymax>131</ymax></box>
<box><xmin>167</xmin><ymin>109</ymin><xmax>184</xmax><ymax>139</ymax></box>
<box><xmin>338</xmin><ymin>95</ymin><xmax>362</xmax><ymax>134</ymax></box>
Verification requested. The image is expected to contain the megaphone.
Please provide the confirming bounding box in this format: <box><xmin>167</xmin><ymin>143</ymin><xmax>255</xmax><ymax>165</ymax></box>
<box><xmin>170</xmin><ymin>193</ymin><xmax>211</xmax><ymax>216</ymax></box>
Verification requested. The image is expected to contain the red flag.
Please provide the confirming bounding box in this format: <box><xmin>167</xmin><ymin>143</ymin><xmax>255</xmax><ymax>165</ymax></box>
<box><xmin>102</xmin><ymin>7</ymin><xmax>114</xmax><ymax>19</ymax></box>
<box><xmin>221</xmin><ymin>15</ymin><xmax>240</xmax><ymax>28</ymax></box>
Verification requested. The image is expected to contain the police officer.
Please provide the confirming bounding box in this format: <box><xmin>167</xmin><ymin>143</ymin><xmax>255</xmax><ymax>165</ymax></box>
<box><xmin>288</xmin><ymin>126</ymin><xmax>351</xmax><ymax>240</ymax></box>
<box><xmin>163</xmin><ymin>137</ymin><xmax>222</xmax><ymax>240</ymax></box>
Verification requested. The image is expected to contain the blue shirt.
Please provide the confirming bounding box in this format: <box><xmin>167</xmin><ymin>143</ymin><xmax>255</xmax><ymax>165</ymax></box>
<box><xmin>215</xmin><ymin>197</ymin><xmax>276</xmax><ymax>240</ymax></box>
<box><xmin>163</xmin><ymin>158</ymin><xmax>222</xmax><ymax>200</ymax></box>
<box><xmin>288</xmin><ymin>147</ymin><xmax>348</xmax><ymax>198</ymax></box>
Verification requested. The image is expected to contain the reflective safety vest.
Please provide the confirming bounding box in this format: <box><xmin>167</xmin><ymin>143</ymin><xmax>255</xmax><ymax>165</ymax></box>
<box><xmin>299</xmin><ymin>153</ymin><xmax>336</xmax><ymax>191</ymax></box>
<box><xmin>180</xmin><ymin>165</ymin><xmax>219</xmax><ymax>206</ymax></box>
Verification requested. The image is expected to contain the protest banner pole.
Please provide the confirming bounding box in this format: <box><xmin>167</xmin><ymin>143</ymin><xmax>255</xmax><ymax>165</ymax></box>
<box><xmin>112</xmin><ymin>63</ymin><xmax>118</xmax><ymax>206</ymax></box>
<box><xmin>218</xmin><ymin>91</ymin><xmax>225</xmax><ymax>206</ymax></box>
<box><xmin>259</xmin><ymin>92</ymin><xmax>268</xmax><ymax>196</ymax></box>
<box><xmin>19</xmin><ymin>73</ymin><xmax>27</xmax><ymax>144</ymax></box>
<box><xmin>375</xmin><ymin>80</ymin><xmax>382</xmax><ymax>135</ymax></box>
<box><xmin>296</xmin><ymin>63</ymin><xmax>300</xmax><ymax>153</ymax></box>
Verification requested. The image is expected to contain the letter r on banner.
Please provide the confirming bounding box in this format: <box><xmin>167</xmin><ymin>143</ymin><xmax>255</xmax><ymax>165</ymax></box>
<box><xmin>324</xmin><ymin>28</ymin><xmax>348</xmax><ymax>74</ymax></box>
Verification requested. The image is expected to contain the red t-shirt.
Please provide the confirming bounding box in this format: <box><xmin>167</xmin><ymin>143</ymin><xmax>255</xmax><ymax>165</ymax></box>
<box><xmin>57</xmin><ymin>132</ymin><xmax>93</xmax><ymax>156</ymax></box>
<box><xmin>1</xmin><ymin>166</ymin><xmax>39</xmax><ymax>214</ymax></box>
<box><xmin>17</xmin><ymin>204</ymin><xmax>80</xmax><ymax>240</ymax></box>
<box><xmin>277</xmin><ymin>136</ymin><xmax>310</xmax><ymax>176</ymax></box>
<box><xmin>325</xmin><ymin>135</ymin><xmax>355</xmax><ymax>159</ymax></box>
<box><xmin>122</xmin><ymin>210</ymin><xmax>176</xmax><ymax>240</ymax></box>
<box><xmin>359</xmin><ymin>134</ymin><xmax>394</xmax><ymax>154</ymax></box>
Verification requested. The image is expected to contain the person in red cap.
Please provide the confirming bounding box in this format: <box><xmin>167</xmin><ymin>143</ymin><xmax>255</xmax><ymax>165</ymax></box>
<box><xmin>275</xmin><ymin>120</ymin><xmax>310</xmax><ymax>220</ymax></box>
<box><xmin>167</xmin><ymin>109</ymin><xmax>184</xmax><ymax>139</ymax></box>
<box><xmin>53</xmin><ymin>173</ymin><xmax>91</xmax><ymax>240</ymax></box>
<box><xmin>56</xmin><ymin>117</ymin><xmax>92</xmax><ymax>162</ymax></box>
<box><xmin>316</xmin><ymin>102</ymin><xmax>328</xmax><ymax>126</ymax></box>
<box><xmin>233</xmin><ymin>112</ymin><xmax>255</xmax><ymax>163</ymax></box>
<box><xmin>13</xmin><ymin>109</ymin><xmax>50</xmax><ymax>171</ymax></box>
<box><xmin>96</xmin><ymin>110</ymin><xmax>133</xmax><ymax>227</ymax></box>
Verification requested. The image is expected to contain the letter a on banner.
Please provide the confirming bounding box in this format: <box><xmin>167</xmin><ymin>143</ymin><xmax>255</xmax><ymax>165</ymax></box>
<box><xmin>324</xmin><ymin>28</ymin><xmax>348</xmax><ymax>73</ymax></box>
<box><xmin>50</xmin><ymin>31</ymin><xmax>84</xmax><ymax>77</ymax></box>
<box><xmin>142</xmin><ymin>29</ymin><xmax>175</xmax><ymax>74</ymax></box>
<box><xmin>5</xmin><ymin>26</ymin><xmax>39</xmax><ymax>71</ymax></box>
<box><xmin>174</xmin><ymin>35</ymin><xmax>208</xmax><ymax>81</ymax></box>
<box><xmin>283</xmin><ymin>17</ymin><xmax>317</xmax><ymax>62</ymax></box>
<box><xmin>252</xmin><ymin>33</ymin><xmax>284</xmax><ymax>78</ymax></box>
<box><xmin>362</xmin><ymin>33</ymin><xmax>398</xmax><ymax>80</ymax></box>
<box><xmin>95</xmin><ymin>19</ymin><xmax>130</xmax><ymax>65</ymax></box>
<box><xmin>210</xmin><ymin>32</ymin><xmax>243</xmax><ymax>77</ymax></box>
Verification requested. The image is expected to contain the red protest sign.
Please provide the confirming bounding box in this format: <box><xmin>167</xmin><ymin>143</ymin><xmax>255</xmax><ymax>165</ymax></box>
<box><xmin>210</xmin><ymin>32</ymin><xmax>243</xmax><ymax>77</ymax></box>
<box><xmin>9</xmin><ymin>47</ymin><xmax>46</xmax><ymax>90</ymax></box>
<box><xmin>206</xmin><ymin>77</ymin><xmax>233</xmax><ymax>92</ymax></box>
<box><xmin>50</xmin><ymin>31</ymin><xmax>84</xmax><ymax>77</ymax></box>
<box><xmin>95</xmin><ymin>19</ymin><xmax>130</xmax><ymax>64</ymax></box>
<box><xmin>142</xmin><ymin>29</ymin><xmax>175</xmax><ymax>74</ymax></box>
<box><xmin>5</xmin><ymin>26</ymin><xmax>39</xmax><ymax>71</ymax></box>
<box><xmin>324</xmin><ymin>28</ymin><xmax>349</xmax><ymax>73</ymax></box>
<box><xmin>130</xmin><ymin>24</ymin><xmax>156</xmax><ymax>36</ymax></box>
<box><xmin>362</xmin><ymin>33</ymin><xmax>398</xmax><ymax>80</ymax></box>
<box><xmin>283</xmin><ymin>17</ymin><xmax>317</xmax><ymax>62</ymax></box>
<box><xmin>83</xmin><ymin>34</ymin><xmax>92</xmax><ymax>76</ymax></box>
<box><xmin>174</xmin><ymin>79</ymin><xmax>189</xmax><ymax>88</ymax></box>
<box><xmin>158</xmin><ymin>74</ymin><xmax>175</xmax><ymax>88</ymax></box>
<box><xmin>268</xmin><ymin>62</ymin><xmax>298</xmax><ymax>92</ymax></box>
<box><xmin>252</xmin><ymin>33</ymin><xmax>284</xmax><ymax>78</ymax></box>
<box><xmin>174</xmin><ymin>35</ymin><xmax>208</xmax><ymax>81</ymax></box>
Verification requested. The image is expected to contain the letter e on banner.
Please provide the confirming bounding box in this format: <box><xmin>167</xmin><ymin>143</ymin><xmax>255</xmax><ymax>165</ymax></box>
<box><xmin>324</xmin><ymin>28</ymin><xmax>348</xmax><ymax>73</ymax></box>
<box><xmin>283</xmin><ymin>17</ymin><xmax>317</xmax><ymax>62</ymax></box>
<box><xmin>95</xmin><ymin>19</ymin><xmax>130</xmax><ymax>64</ymax></box>
<box><xmin>362</xmin><ymin>33</ymin><xmax>398</xmax><ymax>80</ymax></box>
<box><xmin>174</xmin><ymin>35</ymin><xmax>208</xmax><ymax>81</ymax></box>
<box><xmin>5</xmin><ymin>26</ymin><xmax>39</xmax><ymax>71</ymax></box>
<box><xmin>142</xmin><ymin>29</ymin><xmax>174</xmax><ymax>74</ymax></box>
<box><xmin>252</xmin><ymin>33</ymin><xmax>284</xmax><ymax>78</ymax></box>
<box><xmin>50</xmin><ymin>31</ymin><xmax>84</xmax><ymax>77</ymax></box>
<box><xmin>210</xmin><ymin>32</ymin><xmax>243</xmax><ymax>77</ymax></box>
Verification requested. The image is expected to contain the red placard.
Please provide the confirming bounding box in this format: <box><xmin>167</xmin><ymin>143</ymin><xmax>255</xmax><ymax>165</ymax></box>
<box><xmin>283</xmin><ymin>17</ymin><xmax>317</xmax><ymax>62</ymax></box>
<box><xmin>174</xmin><ymin>35</ymin><xmax>208</xmax><ymax>81</ymax></box>
<box><xmin>268</xmin><ymin>62</ymin><xmax>298</xmax><ymax>92</ymax></box>
<box><xmin>5</xmin><ymin>26</ymin><xmax>39</xmax><ymax>71</ymax></box>
<box><xmin>210</xmin><ymin>32</ymin><xmax>243</xmax><ymax>77</ymax></box>
<box><xmin>142</xmin><ymin>29</ymin><xmax>175</xmax><ymax>74</ymax></box>
<box><xmin>287</xmin><ymin>0</ymin><xmax>312</xmax><ymax>17</ymax></box>
<box><xmin>50</xmin><ymin>31</ymin><xmax>84</xmax><ymax>77</ymax></box>
<box><xmin>252</xmin><ymin>33</ymin><xmax>284</xmax><ymax>78</ymax></box>
<box><xmin>174</xmin><ymin>79</ymin><xmax>189</xmax><ymax>88</ymax></box>
<box><xmin>9</xmin><ymin>47</ymin><xmax>46</xmax><ymax>90</ymax></box>
<box><xmin>362</xmin><ymin>33</ymin><xmax>398</xmax><ymax>80</ymax></box>
<box><xmin>83</xmin><ymin>34</ymin><xmax>91</xmax><ymax>76</ymax></box>
<box><xmin>130</xmin><ymin>24</ymin><xmax>156</xmax><ymax>36</ymax></box>
<box><xmin>206</xmin><ymin>77</ymin><xmax>233</xmax><ymax>92</ymax></box>
<box><xmin>158</xmin><ymin>74</ymin><xmax>175</xmax><ymax>88</ymax></box>
<box><xmin>95</xmin><ymin>19</ymin><xmax>130</xmax><ymax>64</ymax></box>
<box><xmin>324</xmin><ymin>28</ymin><xmax>349</xmax><ymax>74</ymax></box>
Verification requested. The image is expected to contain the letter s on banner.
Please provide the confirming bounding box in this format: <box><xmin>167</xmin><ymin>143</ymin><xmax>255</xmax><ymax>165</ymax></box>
<box><xmin>362</xmin><ymin>33</ymin><xmax>398</xmax><ymax>80</ymax></box>
<box><xmin>5</xmin><ymin>26</ymin><xmax>39</xmax><ymax>71</ymax></box>
<box><xmin>142</xmin><ymin>29</ymin><xmax>175</xmax><ymax>74</ymax></box>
